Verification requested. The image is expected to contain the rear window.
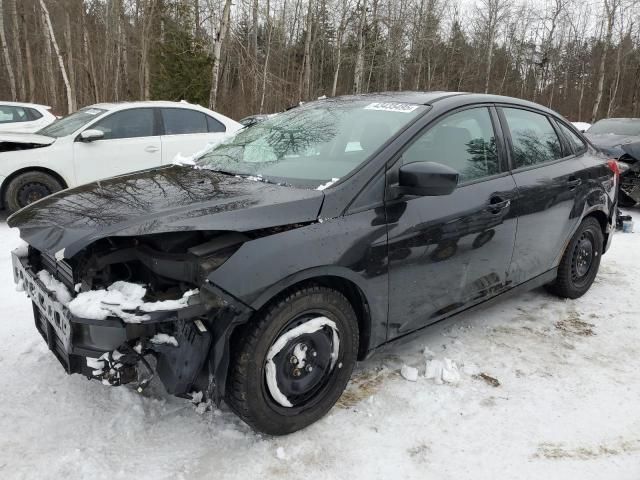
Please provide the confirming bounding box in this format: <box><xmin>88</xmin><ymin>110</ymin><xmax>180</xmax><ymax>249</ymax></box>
<box><xmin>162</xmin><ymin>108</ymin><xmax>208</xmax><ymax>135</ymax></box>
<box><xmin>26</xmin><ymin>108</ymin><xmax>43</xmax><ymax>120</ymax></box>
<box><xmin>588</xmin><ymin>118</ymin><xmax>640</xmax><ymax>136</ymax></box>
<box><xmin>557</xmin><ymin>122</ymin><xmax>587</xmax><ymax>154</ymax></box>
<box><xmin>502</xmin><ymin>108</ymin><xmax>563</xmax><ymax>168</ymax></box>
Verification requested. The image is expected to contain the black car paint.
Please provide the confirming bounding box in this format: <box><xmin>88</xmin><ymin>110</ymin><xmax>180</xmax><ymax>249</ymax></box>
<box><xmin>9</xmin><ymin>92</ymin><xmax>616</xmax><ymax>401</ymax></box>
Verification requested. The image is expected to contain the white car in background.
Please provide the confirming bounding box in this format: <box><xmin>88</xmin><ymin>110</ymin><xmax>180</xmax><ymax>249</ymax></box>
<box><xmin>0</xmin><ymin>101</ymin><xmax>241</xmax><ymax>212</ymax></box>
<box><xmin>0</xmin><ymin>102</ymin><xmax>57</xmax><ymax>133</ymax></box>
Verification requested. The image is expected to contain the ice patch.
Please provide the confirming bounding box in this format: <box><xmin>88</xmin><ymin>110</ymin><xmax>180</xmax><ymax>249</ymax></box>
<box><xmin>37</xmin><ymin>270</ymin><xmax>72</xmax><ymax>305</ymax></box>
<box><xmin>150</xmin><ymin>333</ymin><xmax>179</xmax><ymax>347</ymax></box>
<box><xmin>316</xmin><ymin>178</ymin><xmax>339</xmax><ymax>191</ymax></box>
<box><xmin>400</xmin><ymin>365</ymin><xmax>419</xmax><ymax>382</ymax></box>
<box><xmin>425</xmin><ymin>358</ymin><xmax>461</xmax><ymax>385</ymax></box>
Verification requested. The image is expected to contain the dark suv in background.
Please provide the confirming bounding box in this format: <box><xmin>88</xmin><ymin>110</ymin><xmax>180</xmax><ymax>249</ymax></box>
<box><xmin>9</xmin><ymin>92</ymin><xmax>617</xmax><ymax>435</ymax></box>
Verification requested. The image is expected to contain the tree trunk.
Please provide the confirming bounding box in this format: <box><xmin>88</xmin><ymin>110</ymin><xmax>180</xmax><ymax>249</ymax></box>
<box><xmin>209</xmin><ymin>0</ymin><xmax>232</xmax><ymax>110</ymax></box>
<box><xmin>0</xmin><ymin>0</ymin><xmax>17</xmax><ymax>101</ymax></box>
<box><xmin>300</xmin><ymin>0</ymin><xmax>313</xmax><ymax>100</ymax></box>
<box><xmin>64</xmin><ymin>10</ymin><xmax>77</xmax><ymax>111</ymax></box>
<box><xmin>352</xmin><ymin>0</ymin><xmax>367</xmax><ymax>94</ymax></box>
<box><xmin>8</xmin><ymin>0</ymin><xmax>24</xmax><ymax>99</ymax></box>
<box><xmin>23</xmin><ymin>11</ymin><xmax>35</xmax><ymax>102</ymax></box>
<box><xmin>591</xmin><ymin>1</ymin><xmax>616</xmax><ymax>123</ymax></box>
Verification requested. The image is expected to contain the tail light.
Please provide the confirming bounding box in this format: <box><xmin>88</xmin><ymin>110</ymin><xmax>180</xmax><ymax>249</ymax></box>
<box><xmin>607</xmin><ymin>159</ymin><xmax>620</xmax><ymax>177</ymax></box>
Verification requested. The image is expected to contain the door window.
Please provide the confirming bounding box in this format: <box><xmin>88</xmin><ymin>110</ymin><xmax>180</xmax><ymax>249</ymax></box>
<box><xmin>26</xmin><ymin>108</ymin><xmax>43</xmax><ymax>120</ymax></box>
<box><xmin>161</xmin><ymin>108</ymin><xmax>208</xmax><ymax>135</ymax></box>
<box><xmin>502</xmin><ymin>108</ymin><xmax>563</xmax><ymax>168</ymax></box>
<box><xmin>0</xmin><ymin>105</ymin><xmax>28</xmax><ymax>123</ymax></box>
<box><xmin>92</xmin><ymin>108</ymin><xmax>155</xmax><ymax>140</ymax></box>
<box><xmin>557</xmin><ymin>122</ymin><xmax>587</xmax><ymax>154</ymax></box>
<box><xmin>401</xmin><ymin>107</ymin><xmax>500</xmax><ymax>182</ymax></box>
<box><xmin>206</xmin><ymin>115</ymin><xmax>226</xmax><ymax>133</ymax></box>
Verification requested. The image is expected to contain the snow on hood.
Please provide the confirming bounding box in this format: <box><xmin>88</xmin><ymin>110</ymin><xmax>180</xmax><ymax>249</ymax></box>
<box><xmin>0</xmin><ymin>132</ymin><xmax>55</xmax><ymax>146</ymax></box>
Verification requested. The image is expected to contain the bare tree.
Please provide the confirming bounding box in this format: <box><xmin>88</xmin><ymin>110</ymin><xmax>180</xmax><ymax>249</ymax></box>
<box><xmin>0</xmin><ymin>0</ymin><xmax>17</xmax><ymax>100</ymax></box>
<box><xmin>209</xmin><ymin>0</ymin><xmax>233</xmax><ymax>109</ymax></box>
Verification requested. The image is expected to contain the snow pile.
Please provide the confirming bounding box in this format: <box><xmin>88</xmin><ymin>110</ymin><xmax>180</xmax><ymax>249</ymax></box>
<box><xmin>400</xmin><ymin>365</ymin><xmax>418</xmax><ymax>382</ymax></box>
<box><xmin>317</xmin><ymin>178</ymin><xmax>339</xmax><ymax>190</ymax></box>
<box><xmin>172</xmin><ymin>132</ymin><xmax>235</xmax><ymax>166</ymax></box>
<box><xmin>37</xmin><ymin>270</ymin><xmax>72</xmax><ymax>305</ymax></box>
<box><xmin>13</xmin><ymin>241</ymin><xmax>29</xmax><ymax>258</ymax></box>
<box><xmin>150</xmin><ymin>333</ymin><xmax>179</xmax><ymax>347</ymax></box>
<box><xmin>425</xmin><ymin>357</ymin><xmax>461</xmax><ymax>385</ymax></box>
<box><xmin>572</xmin><ymin>121</ymin><xmax>591</xmax><ymax>132</ymax></box>
<box><xmin>68</xmin><ymin>281</ymin><xmax>197</xmax><ymax>323</ymax></box>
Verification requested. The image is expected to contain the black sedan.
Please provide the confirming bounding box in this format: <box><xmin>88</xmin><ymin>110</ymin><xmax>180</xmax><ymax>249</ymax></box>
<box><xmin>8</xmin><ymin>92</ymin><xmax>617</xmax><ymax>435</ymax></box>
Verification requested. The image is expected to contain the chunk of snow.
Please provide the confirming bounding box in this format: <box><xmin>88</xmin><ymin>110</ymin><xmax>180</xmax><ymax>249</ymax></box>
<box><xmin>317</xmin><ymin>178</ymin><xmax>340</xmax><ymax>191</ymax></box>
<box><xmin>400</xmin><ymin>365</ymin><xmax>419</xmax><ymax>382</ymax></box>
<box><xmin>86</xmin><ymin>357</ymin><xmax>104</xmax><ymax>370</ymax></box>
<box><xmin>15</xmin><ymin>280</ymin><xmax>24</xmax><ymax>292</ymax></box>
<box><xmin>276</xmin><ymin>447</ymin><xmax>287</xmax><ymax>460</ymax></box>
<box><xmin>13</xmin><ymin>241</ymin><xmax>29</xmax><ymax>258</ymax></box>
<box><xmin>68</xmin><ymin>282</ymin><xmax>197</xmax><ymax>322</ymax></box>
<box><xmin>54</xmin><ymin>248</ymin><xmax>65</xmax><ymax>261</ymax></box>
<box><xmin>150</xmin><ymin>333</ymin><xmax>179</xmax><ymax>347</ymax></box>
<box><xmin>37</xmin><ymin>270</ymin><xmax>72</xmax><ymax>305</ymax></box>
<box><xmin>265</xmin><ymin>316</ymin><xmax>340</xmax><ymax>408</ymax></box>
<box><xmin>572</xmin><ymin>121</ymin><xmax>591</xmax><ymax>132</ymax></box>
<box><xmin>172</xmin><ymin>133</ymin><xmax>236</xmax><ymax>166</ymax></box>
<box><xmin>425</xmin><ymin>358</ymin><xmax>461</xmax><ymax>385</ymax></box>
<box><xmin>190</xmin><ymin>391</ymin><xmax>203</xmax><ymax>404</ymax></box>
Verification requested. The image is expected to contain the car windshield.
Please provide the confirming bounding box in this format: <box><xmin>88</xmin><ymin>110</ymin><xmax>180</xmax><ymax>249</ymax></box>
<box><xmin>37</xmin><ymin>107</ymin><xmax>107</xmax><ymax>138</ymax></box>
<box><xmin>196</xmin><ymin>99</ymin><xmax>427</xmax><ymax>188</ymax></box>
<box><xmin>587</xmin><ymin>118</ymin><xmax>640</xmax><ymax>136</ymax></box>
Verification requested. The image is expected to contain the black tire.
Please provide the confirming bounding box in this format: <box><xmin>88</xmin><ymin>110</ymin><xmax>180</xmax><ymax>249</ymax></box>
<box><xmin>226</xmin><ymin>285</ymin><xmax>359</xmax><ymax>435</ymax></box>
<box><xmin>5</xmin><ymin>171</ymin><xmax>64</xmax><ymax>213</ymax></box>
<box><xmin>546</xmin><ymin>217</ymin><xmax>603</xmax><ymax>299</ymax></box>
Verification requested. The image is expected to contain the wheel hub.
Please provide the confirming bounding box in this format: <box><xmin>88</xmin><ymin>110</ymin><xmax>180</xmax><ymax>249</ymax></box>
<box><xmin>572</xmin><ymin>233</ymin><xmax>594</xmax><ymax>279</ymax></box>
<box><xmin>265</xmin><ymin>316</ymin><xmax>340</xmax><ymax>408</ymax></box>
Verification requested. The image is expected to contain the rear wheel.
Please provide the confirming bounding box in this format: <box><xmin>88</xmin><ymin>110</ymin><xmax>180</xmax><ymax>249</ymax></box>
<box><xmin>547</xmin><ymin>217</ymin><xmax>603</xmax><ymax>299</ymax></box>
<box><xmin>226</xmin><ymin>285</ymin><xmax>358</xmax><ymax>435</ymax></box>
<box><xmin>5</xmin><ymin>171</ymin><xmax>64</xmax><ymax>213</ymax></box>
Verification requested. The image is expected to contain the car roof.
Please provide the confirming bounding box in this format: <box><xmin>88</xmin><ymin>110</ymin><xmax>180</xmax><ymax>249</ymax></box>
<box><xmin>0</xmin><ymin>101</ymin><xmax>51</xmax><ymax>110</ymax></box>
<box><xmin>313</xmin><ymin>91</ymin><xmax>560</xmax><ymax>116</ymax></box>
<box><xmin>86</xmin><ymin>100</ymin><xmax>212</xmax><ymax>112</ymax></box>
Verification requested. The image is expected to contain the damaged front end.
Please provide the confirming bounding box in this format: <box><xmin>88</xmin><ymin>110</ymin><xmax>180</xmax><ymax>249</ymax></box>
<box><xmin>11</xmin><ymin>230</ymin><xmax>254</xmax><ymax>403</ymax></box>
<box><xmin>618</xmin><ymin>143</ymin><xmax>640</xmax><ymax>206</ymax></box>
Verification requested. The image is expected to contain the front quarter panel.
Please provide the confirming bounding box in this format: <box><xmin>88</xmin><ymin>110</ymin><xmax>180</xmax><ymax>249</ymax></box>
<box><xmin>0</xmin><ymin>138</ymin><xmax>75</xmax><ymax>188</ymax></box>
<box><xmin>206</xmin><ymin>207</ymin><xmax>390</xmax><ymax>351</ymax></box>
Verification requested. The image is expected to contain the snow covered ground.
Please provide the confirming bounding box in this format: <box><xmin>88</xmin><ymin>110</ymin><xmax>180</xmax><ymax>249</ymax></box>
<box><xmin>1</xmin><ymin>211</ymin><xmax>639</xmax><ymax>480</ymax></box>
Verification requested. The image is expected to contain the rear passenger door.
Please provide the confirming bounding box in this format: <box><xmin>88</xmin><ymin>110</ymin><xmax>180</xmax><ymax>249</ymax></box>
<box><xmin>386</xmin><ymin>106</ymin><xmax>518</xmax><ymax>337</ymax></box>
<box><xmin>498</xmin><ymin>106</ymin><xmax>588</xmax><ymax>285</ymax></box>
<box><xmin>73</xmin><ymin>108</ymin><xmax>162</xmax><ymax>184</ymax></box>
<box><xmin>159</xmin><ymin>108</ymin><xmax>227</xmax><ymax>164</ymax></box>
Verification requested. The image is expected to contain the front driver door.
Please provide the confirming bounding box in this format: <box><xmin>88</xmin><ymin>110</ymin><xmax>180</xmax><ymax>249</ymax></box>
<box><xmin>386</xmin><ymin>106</ymin><xmax>518</xmax><ymax>338</ymax></box>
<box><xmin>73</xmin><ymin>108</ymin><xmax>162</xmax><ymax>185</ymax></box>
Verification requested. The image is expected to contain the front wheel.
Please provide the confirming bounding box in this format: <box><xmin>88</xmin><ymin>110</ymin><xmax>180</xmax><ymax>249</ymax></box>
<box><xmin>226</xmin><ymin>285</ymin><xmax>358</xmax><ymax>435</ymax></box>
<box><xmin>4</xmin><ymin>171</ymin><xmax>64</xmax><ymax>213</ymax></box>
<box><xmin>546</xmin><ymin>217</ymin><xmax>604</xmax><ymax>299</ymax></box>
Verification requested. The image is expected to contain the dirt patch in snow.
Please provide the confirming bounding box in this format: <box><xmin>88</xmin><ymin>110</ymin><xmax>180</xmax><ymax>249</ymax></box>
<box><xmin>336</xmin><ymin>369</ymin><xmax>391</xmax><ymax>408</ymax></box>
<box><xmin>555</xmin><ymin>311</ymin><xmax>595</xmax><ymax>337</ymax></box>
<box><xmin>535</xmin><ymin>438</ymin><xmax>640</xmax><ymax>460</ymax></box>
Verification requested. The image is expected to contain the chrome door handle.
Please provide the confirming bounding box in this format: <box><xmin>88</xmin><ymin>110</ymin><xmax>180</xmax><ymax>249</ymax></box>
<box><xmin>145</xmin><ymin>146</ymin><xmax>159</xmax><ymax>153</ymax></box>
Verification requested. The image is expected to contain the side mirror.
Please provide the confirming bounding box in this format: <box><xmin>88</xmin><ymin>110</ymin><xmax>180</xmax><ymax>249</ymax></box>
<box><xmin>78</xmin><ymin>129</ymin><xmax>104</xmax><ymax>142</ymax></box>
<box><xmin>398</xmin><ymin>162</ymin><xmax>459</xmax><ymax>196</ymax></box>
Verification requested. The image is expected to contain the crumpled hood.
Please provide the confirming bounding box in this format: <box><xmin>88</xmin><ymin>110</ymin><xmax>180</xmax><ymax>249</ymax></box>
<box><xmin>584</xmin><ymin>133</ymin><xmax>640</xmax><ymax>157</ymax></box>
<box><xmin>8</xmin><ymin>166</ymin><xmax>324</xmax><ymax>258</ymax></box>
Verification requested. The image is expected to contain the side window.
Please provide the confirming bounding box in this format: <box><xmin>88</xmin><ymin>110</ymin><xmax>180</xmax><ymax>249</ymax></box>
<box><xmin>162</xmin><ymin>108</ymin><xmax>208</xmax><ymax>135</ymax></box>
<box><xmin>402</xmin><ymin>107</ymin><xmax>500</xmax><ymax>182</ymax></box>
<box><xmin>502</xmin><ymin>108</ymin><xmax>563</xmax><ymax>168</ymax></box>
<box><xmin>93</xmin><ymin>109</ymin><xmax>155</xmax><ymax>140</ymax></box>
<box><xmin>557</xmin><ymin>121</ymin><xmax>587</xmax><ymax>154</ymax></box>
<box><xmin>206</xmin><ymin>115</ymin><xmax>226</xmax><ymax>133</ymax></box>
<box><xmin>0</xmin><ymin>106</ymin><xmax>28</xmax><ymax>123</ymax></box>
<box><xmin>27</xmin><ymin>108</ymin><xmax>43</xmax><ymax>120</ymax></box>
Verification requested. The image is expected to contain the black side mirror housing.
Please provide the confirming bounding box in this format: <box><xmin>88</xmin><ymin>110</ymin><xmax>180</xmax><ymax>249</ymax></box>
<box><xmin>398</xmin><ymin>162</ymin><xmax>459</xmax><ymax>196</ymax></box>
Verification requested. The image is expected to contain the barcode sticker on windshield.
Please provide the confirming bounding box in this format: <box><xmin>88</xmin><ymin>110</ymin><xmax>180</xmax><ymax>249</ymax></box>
<box><xmin>364</xmin><ymin>102</ymin><xmax>419</xmax><ymax>113</ymax></box>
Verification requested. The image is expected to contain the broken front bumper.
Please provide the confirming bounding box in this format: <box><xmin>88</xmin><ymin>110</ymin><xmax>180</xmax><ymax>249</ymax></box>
<box><xmin>11</xmin><ymin>251</ymin><xmax>216</xmax><ymax>395</ymax></box>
